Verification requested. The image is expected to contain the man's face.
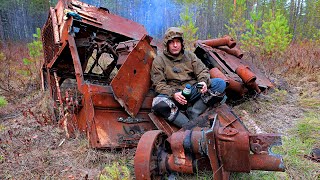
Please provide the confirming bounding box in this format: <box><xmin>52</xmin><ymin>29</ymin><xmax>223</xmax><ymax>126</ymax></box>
<box><xmin>168</xmin><ymin>38</ymin><xmax>182</xmax><ymax>56</ymax></box>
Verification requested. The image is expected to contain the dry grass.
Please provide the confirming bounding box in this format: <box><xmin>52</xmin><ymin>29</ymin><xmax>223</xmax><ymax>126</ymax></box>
<box><xmin>283</xmin><ymin>41</ymin><xmax>320</xmax><ymax>74</ymax></box>
<box><xmin>0</xmin><ymin>90</ymin><xmax>136</xmax><ymax>179</ymax></box>
<box><xmin>0</xmin><ymin>42</ymin><xmax>41</xmax><ymax>103</ymax></box>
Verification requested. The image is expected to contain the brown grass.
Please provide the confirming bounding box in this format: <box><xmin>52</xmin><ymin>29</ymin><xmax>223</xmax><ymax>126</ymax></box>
<box><xmin>0</xmin><ymin>90</ymin><xmax>136</xmax><ymax>179</ymax></box>
<box><xmin>0</xmin><ymin>42</ymin><xmax>41</xmax><ymax>103</ymax></box>
<box><xmin>284</xmin><ymin>40</ymin><xmax>320</xmax><ymax>74</ymax></box>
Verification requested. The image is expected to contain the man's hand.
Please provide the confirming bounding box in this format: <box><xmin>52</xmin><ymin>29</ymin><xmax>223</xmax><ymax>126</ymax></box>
<box><xmin>198</xmin><ymin>82</ymin><xmax>208</xmax><ymax>93</ymax></box>
<box><xmin>173</xmin><ymin>92</ymin><xmax>187</xmax><ymax>105</ymax></box>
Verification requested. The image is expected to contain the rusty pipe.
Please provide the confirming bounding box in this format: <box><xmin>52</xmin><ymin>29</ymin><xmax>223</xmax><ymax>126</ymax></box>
<box><xmin>209</xmin><ymin>68</ymin><xmax>230</xmax><ymax>87</ymax></box>
<box><xmin>164</xmin><ymin>130</ymin><xmax>203</xmax><ymax>174</ymax></box>
<box><xmin>167</xmin><ymin>130</ymin><xmax>204</xmax><ymax>157</ymax></box>
<box><xmin>166</xmin><ymin>154</ymin><xmax>194</xmax><ymax>174</ymax></box>
<box><xmin>209</xmin><ymin>67</ymin><xmax>248</xmax><ymax>96</ymax></box>
<box><xmin>227</xmin><ymin>79</ymin><xmax>248</xmax><ymax>97</ymax></box>
<box><xmin>249</xmin><ymin>154</ymin><xmax>285</xmax><ymax>171</ymax></box>
<box><xmin>216</xmin><ymin>45</ymin><xmax>243</xmax><ymax>59</ymax></box>
<box><xmin>248</xmin><ymin>81</ymin><xmax>261</xmax><ymax>93</ymax></box>
<box><xmin>198</xmin><ymin>35</ymin><xmax>236</xmax><ymax>48</ymax></box>
<box><xmin>235</xmin><ymin>65</ymin><xmax>256</xmax><ymax>84</ymax></box>
<box><xmin>235</xmin><ymin>65</ymin><xmax>261</xmax><ymax>93</ymax></box>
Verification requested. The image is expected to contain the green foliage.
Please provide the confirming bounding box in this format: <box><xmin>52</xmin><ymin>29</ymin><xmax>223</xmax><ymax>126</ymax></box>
<box><xmin>22</xmin><ymin>28</ymin><xmax>43</xmax><ymax>81</ymax></box>
<box><xmin>28</xmin><ymin>28</ymin><xmax>43</xmax><ymax>59</ymax></box>
<box><xmin>179</xmin><ymin>7</ymin><xmax>198</xmax><ymax>51</ymax></box>
<box><xmin>298</xmin><ymin>97</ymin><xmax>320</xmax><ymax>109</ymax></box>
<box><xmin>0</xmin><ymin>0</ymin><xmax>49</xmax><ymax>13</ymax></box>
<box><xmin>278</xmin><ymin>112</ymin><xmax>320</xmax><ymax>179</ymax></box>
<box><xmin>0</xmin><ymin>0</ymin><xmax>11</xmax><ymax>10</ymax></box>
<box><xmin>99</xmin><ymin>161</ymin><xmax>131</xmax><ymax>180</ymax></box>
<box><xmin>294</xmin><ymin>0</ymin><xmax>320</xmax><ymax>40</ymax></box>
<box><xmin>23</xmin><ymin>58</ymin><xmax>32</xmax><ymax>65</ymax></box>
<box><xmin>225</xmin><ymin>0</ymin><xmax>247</xmax><ymax>41</ymax></box>
<box><xmin>240</xmin><ymin>11</ymin><xmax>262</xmax><ymax>57</ymax></box>
<box><xmin>28</xmin><ymin>0</ymin><xmax>50</xmax><ymax>15</ymax></box>
<box><xmin>49</xmin><ymin>0</ymin><xmax>58</xmax><ymax>6</ymax></box>
<box><xmin>232</xmin><ymin>171</ymin><xmax>286</xmax><ymax>180</ymax></box>
<box><xmin>0</xmin><ymin>96</ymin><xmax>8</xmax><ymax>107</ymax></box>
<box><xmin>230</xmin><ymin>6</ymin><xmax>292</xmax><ymax>61</ymax></box>
<box><xmin>261</xmin><ymin>10</ymin><xmax>292</xmax><ymax>56</ymax></box>
<box><xmin>0</xmin><ymin>124</ymin><xmax>5</xmax><ymax>132</ymax></box>
<box><xmin>296</xmin><ymin>112</ymin><xmax>320</xmax><ymax>142</ymax></box>
<box><xmin>270</xmin><ymin>89</ymin><xmax>288</xmax><ymax>103</ymax></box>
<box><xmin>0</xmin><ymin>155</ymin><xmax>4</xmax><ymax>162</ymax></box>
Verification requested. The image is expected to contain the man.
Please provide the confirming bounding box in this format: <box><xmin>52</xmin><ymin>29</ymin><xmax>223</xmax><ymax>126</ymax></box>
<box><xmin>151</xmin><ymin>27</ymin><xmax>226</xmax><ymax>127</ymax></box>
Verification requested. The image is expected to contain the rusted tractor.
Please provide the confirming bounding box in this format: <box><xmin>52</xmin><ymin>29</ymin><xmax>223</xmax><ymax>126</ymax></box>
<box><xmin>41</xmin><ymin>0</ymin><xmax>284</xmax><ymax>179</ymax></box>
<box><xmin>41</xmin><ymin>0</ymin><xmax>157</xmax><ymax>148</ymax></box>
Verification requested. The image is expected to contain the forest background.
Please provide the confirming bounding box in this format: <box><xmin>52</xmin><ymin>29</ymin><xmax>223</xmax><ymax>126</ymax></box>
<box><xmin>0</xmin><ymin>0</ymin><xmax>319</xmax><ymax>179</ymax></box>
<box><xmin>0</xmin><ymin>0</ymin><xmax>319</xmax><ymax>41</ymax></box>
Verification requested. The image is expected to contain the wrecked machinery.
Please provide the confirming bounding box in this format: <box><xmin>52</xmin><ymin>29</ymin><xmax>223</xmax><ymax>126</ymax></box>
<box><xmin>41</xmin><ymin>0</ymin><xmax>284</xmax><ymax>179</ymax></box>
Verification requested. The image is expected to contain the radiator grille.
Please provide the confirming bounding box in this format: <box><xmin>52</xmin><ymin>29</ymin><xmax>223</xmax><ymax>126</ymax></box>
<box><xmin>41</xmin><ymin>14</ymin><xmax>59</xmax><ymax>65</ymax></box>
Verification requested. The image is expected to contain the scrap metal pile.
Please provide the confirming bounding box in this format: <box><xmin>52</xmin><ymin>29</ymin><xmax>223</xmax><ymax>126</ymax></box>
<box><xmin>41</xmin><ymin>0</ymin><xmax>284</xmax><ymax>179</ymax></box>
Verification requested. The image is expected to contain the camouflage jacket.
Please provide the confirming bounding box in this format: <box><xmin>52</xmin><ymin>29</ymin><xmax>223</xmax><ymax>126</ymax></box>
<box><xmin>151</xmin><ymin>50</ymin><xmax>210</xmax><ymax>97</ymax></box>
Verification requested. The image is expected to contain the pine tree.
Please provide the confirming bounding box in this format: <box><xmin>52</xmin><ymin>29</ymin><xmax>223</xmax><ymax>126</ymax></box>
<box><xmin>179</xmin><ymin>7</ymin><xmax>198</xmax><ymax>51</ymax></box>
<box><xmin>261</xmin><ymin>10</ymin><xmax>292</xmax><ymax>56</ymax></box>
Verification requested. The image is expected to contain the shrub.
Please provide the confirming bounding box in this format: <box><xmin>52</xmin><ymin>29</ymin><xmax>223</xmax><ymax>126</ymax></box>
<box><xmin>261</xmin><ymin>10</ymin><xmax>292</xmax><ymax>57</ymax></box>
<box><xmin>99</xmin><ymin>161</ymin><xmax>131</xmax><ymax>180</ymax></box>
<box><xmin>0</xmin><ymin>96</ymin><xmax>7</xmax><ymax>107</ymax></box>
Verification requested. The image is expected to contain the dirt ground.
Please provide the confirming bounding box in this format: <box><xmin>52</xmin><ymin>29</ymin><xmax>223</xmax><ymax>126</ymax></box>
<box><xmin>0</xmin><ymin>75</ymin><xmax>318</xmax><ymax>179</ymax></box>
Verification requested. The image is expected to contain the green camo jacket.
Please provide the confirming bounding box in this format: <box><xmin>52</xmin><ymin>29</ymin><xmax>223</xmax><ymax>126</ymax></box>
<box><xmin>151</xmin><ymin>50</ymin><xmax>211</xmax><ymax>97</ymax></box>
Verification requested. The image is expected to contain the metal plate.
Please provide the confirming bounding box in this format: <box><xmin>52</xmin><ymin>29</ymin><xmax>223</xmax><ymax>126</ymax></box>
<box><xmin>111</xmin><ymin>35</ymin><xmax>156</xmax><ymax>117</ymax></box>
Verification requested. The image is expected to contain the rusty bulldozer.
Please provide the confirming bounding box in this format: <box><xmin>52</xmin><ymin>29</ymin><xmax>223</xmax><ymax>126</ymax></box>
<box><xmin>41</xmin><ymin>0</ymin><xmax>284</xmax><ymax>179</ymax></box>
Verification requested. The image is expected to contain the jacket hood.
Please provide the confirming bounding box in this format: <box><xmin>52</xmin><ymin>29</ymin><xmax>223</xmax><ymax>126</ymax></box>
<box><xmin>163</xmin><ymin>27</ymin><xmax>185</xmax><ymax>59</ymax></box>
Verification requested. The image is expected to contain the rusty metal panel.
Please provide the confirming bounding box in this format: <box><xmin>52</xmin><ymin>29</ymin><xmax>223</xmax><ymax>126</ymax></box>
<box><xmin>65</xmin><ymin>0</ymin><xmax>147</xmax><ymax>40</ymax></box>
<box><xmin>111</xmin><ymin>35</ymin><xmax>156</xmax><ymax>117</ymax></box>
<box><xmin>50</xmin><ymin>7</ymin><xmax>60</xmax><ymax>44</ymax></box>
<box><xmin>73</xmin><ymin>85</ymin><xmax>156</xmax><ymax>148</ymax></box>
<box><xmin>206</xmin><ymin>124</ymin><xmax>226</xmax><ymax>180</ymax></box>
<box><xmin>68</xmin><ymin>34</ymin><xmax>85</xmax><ymax>92</ymax></box>
<box><xmin>41</xmin><ymin>10</ymin><xmax>60</xmax><ymax>65</ymax></box>
<box><xmin>219</xmin><ymin>131</ymin><xmax>251</xmax><ymax>172</ymax></box>
<box><xmin>213</xmin><ymin>48</ymin><xmax>273</xmax><ymax>88</ymax></box>
<box><xmin>55</xmin><ymin>0</ymin><xmax>67</xmax><ymax>26</ymax></box>
<box><xmin>148</xmin><ymin>113</ymin><xmax>179</xmax><ymax>136</ymax></box>
<box><xmin>215</xmin><ymin>104</ymin><xmax>248</xmax><ymax>131</ymax></box>
<box><xmin>91</xmin><ymin>109</ymin><xmax>154</xmax><ymax>148</ymax></box>
<box><xmin>195</xmin><ymin>41</ymin><xmax>274</xmax><ymax>96</ymax></box>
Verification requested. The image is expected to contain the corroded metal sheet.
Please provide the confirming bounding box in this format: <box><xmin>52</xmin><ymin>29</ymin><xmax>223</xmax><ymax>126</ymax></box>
<box><xmin>148</xmin><ymin>113</ymin><xmax>179</xmax><ymax>137</ymax></box>
<box><xmin>41</xmin><ymin>0</ymin><xmax>157</xmax><ymax>149</ymax></box>
<box><xmin>111</xmin><ymin>35</ymin><xmax>156</xmax><ymax>117</ymax></box>
<box><xmin>66</xmin><ymin>0</ymin><xmax>147</xmax><ymax>40</ymax></box>
<box><xmin>214</xmin><ymin>48</ymin><xmax>273</xmax><ymax>88</ymax></box>
<box><xmin>74</xmin><ymin>84</ymin><xmax>156</xmax><ymax>148</ymax></box>
<box><xmin>195</xmin><ymin>41</ymin><xmax>274</xmax><ymax>96</ymax></box>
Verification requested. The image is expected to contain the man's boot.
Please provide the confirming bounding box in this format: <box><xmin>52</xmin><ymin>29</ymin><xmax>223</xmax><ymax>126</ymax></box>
<box><xmin>171</xmin><ymin>111</ymin><xmax>190</xmax><ymax>127</ymax></box>
<box><xmin>187</xmin><ymin>99</ymin><xmax>208</xmax><ymax>121</ymax></box>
